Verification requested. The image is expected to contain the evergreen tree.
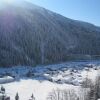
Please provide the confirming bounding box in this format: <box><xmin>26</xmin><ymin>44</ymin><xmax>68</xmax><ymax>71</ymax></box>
<box><xmin>31</xmin><ymin>93</ymin><xmax>35</xmax><ymax>100</ymax></box>
<box><xmin>15</xmin><ymin>92</ymin><xmax>19</xmax><ymax>100</ymax></box>
<box><xmin>1</xmin><ymin>86</ymin><xmax>5</xmax><ymax>93</ymax></box>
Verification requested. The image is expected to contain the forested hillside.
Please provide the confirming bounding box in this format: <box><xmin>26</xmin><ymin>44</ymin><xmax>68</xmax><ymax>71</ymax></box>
<box><xmin>0</xmin><ymin>1</ymin><xmax>100</xmax><ymax>67</ymax></box>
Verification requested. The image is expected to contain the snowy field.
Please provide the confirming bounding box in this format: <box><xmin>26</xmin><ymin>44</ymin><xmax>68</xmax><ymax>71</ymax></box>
<box><xmin>2</xmin><ymin>79</ymin><xmax>79</xmax><ymax>100</ymax></box>
<box><xmin>0</xmin><ymin>61</ymin><xmax>100</xmax><ymax>100</ymax></box>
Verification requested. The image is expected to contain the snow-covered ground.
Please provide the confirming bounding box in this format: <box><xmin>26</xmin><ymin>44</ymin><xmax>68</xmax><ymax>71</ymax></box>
<box><xmin>0</xmin><ymin>76</ymin><xmax>14</xmax><ymax>84</ymax></box>
<box><xmin>0</xmin><ymin>61</ymin><xmax>100</xmax><ymax>100</ymax></box>
<box><xmin>2</xmin><ymin>79</ymin><xmax>79</xmax><ymax>100</ymax></box>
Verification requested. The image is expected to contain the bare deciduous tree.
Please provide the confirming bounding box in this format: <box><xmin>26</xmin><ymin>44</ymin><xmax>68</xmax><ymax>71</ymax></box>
<box><xmin>47</xmin><ymin>89</ymin><xmax>79</xmax><ymax>100</ymax></box>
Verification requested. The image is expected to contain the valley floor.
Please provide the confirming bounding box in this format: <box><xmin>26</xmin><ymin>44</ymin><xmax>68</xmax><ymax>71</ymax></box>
<box><xmin>3</xmin><ymin>79</ymin><xmax>78</xmax><ymax>100</ymax></box>
<box><xmin>0</xmin><ymin>61</ymin><xmax>100</xmax><ymax>100</ymax></box>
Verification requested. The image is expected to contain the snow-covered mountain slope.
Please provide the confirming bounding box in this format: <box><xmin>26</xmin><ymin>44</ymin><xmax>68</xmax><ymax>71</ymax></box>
<box><xmin>0</xmin><ymin>61</ymin><xmax>100</xmax><ymax>100</ymax></box>
<box><xmin>0</xmin><ymin>1</ymin><xmax>100</xmax><ymax>67</ymax></box>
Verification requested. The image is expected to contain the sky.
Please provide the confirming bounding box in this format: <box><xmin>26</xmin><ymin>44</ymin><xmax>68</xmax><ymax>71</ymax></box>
<box><xmin>26</xmin><ymin>0</ymin><xmax>100</xmax><ymax>26</ymax></box>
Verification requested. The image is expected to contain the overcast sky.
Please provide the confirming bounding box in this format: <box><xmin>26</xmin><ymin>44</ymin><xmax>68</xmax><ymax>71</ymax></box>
<box><xmin>26</xmin><ymin>0</ymin><xmax>100</xmax><ymax>26</ymax></box>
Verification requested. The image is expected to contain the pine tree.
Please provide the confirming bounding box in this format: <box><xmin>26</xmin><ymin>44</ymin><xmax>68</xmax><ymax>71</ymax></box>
<box><xmin>1</xmin><ymin>86</ymin><xmax>5</xmax><ymax>93</ymax></box>
<box><xmin>31</xmin><ymin>93</ymin><xmax>35</xmax><ymax>100</ymax></box>
<box><xmin>15</xmin><ymin>92</ymin><xmax>19</xmax><ymax>100</ymax></box>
